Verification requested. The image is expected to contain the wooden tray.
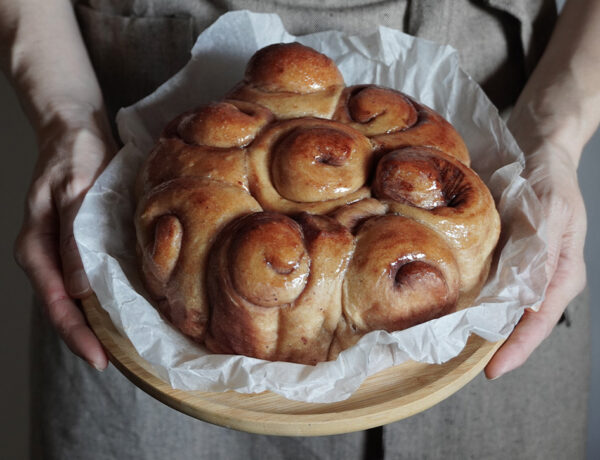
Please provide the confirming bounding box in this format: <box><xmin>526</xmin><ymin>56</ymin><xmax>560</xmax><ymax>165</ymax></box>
<box><xmin>82</xmin><ymin>294</ymin><xmax>502</xmax><ymax>436</ymax></box>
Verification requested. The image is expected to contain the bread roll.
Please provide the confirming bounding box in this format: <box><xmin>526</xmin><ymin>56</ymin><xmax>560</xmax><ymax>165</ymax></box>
<box><xmin>134</xmin><ymin>42</ymin><xmax>501</xmax><ymax>363</ymax></box>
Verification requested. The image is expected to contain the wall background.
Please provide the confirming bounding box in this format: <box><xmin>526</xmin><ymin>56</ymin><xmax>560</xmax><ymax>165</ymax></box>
<box><xmin>580</xmin><ymin>127</ymin><xmax>599</xmax><ymax>458</ymax></box>
<box><xmin>0</xmin><ymin>74</ymin><xmax>36</xmax><ymax>460</ymax></box>
<box><xmin>0</xmin><ymin>13</ymin><xmax>598</xmax><ymax>458</ymax></box>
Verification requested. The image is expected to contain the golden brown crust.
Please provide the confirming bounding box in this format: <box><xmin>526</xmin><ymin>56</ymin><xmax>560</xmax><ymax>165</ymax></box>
<box><xmin>227</xmin><ymin>43</ymin><xmax>345</xmax><ymax>119</ymax></box>
<box><xmin>328</xmin><ymin>198</ymin><xmax>388</xmax><ymax>233</ymax></box>
<box><xmin>333</xmin><ymin>85</ymin><xmax>470</xmax><ymax>165</ymax></box>
<box><xmin>135</xmin><ymin>99</ymin><xmax>274</xmax><ymax>199</ymax></box>
<box><xmin>163</xmin><ymin>100</ymin><xmax>273</xmax><ymax>148</ymax></box>
<box><xmin>134</xmin><ymin>43</ymin><xmax>500</xmax><ymax>364</ymax></box>
<box><xmin>135</xmin><ymin>138</ymin><xmax>248</xmax><ymax>198</ymax></box>
<box><xmin>204</xmin><ymin>212</ymin><xmax>354</xmax><ymax>364</ymax></box>
<box><xmin>243</xmin><ymin>42</ymin><xmax>344</xmax><ymax>93</ymax></box>
<box><xmin>135</xmin><ymin>177</ymin><xmax>262</xmax><ymax>342</ymax></box>
<box><xmin>247</xmin><ymin>118</ymin><xmax>373</xmax><ymax>214</ymax></box>
<box><xmin>373</xmin><ymin>146</ymin><xmax>500</xmax><ymax>293</ymax></box>
<box><xmin>330</xmin><ymin>215</ymin><xmax>460</xmax><ymax>358</ymax></box>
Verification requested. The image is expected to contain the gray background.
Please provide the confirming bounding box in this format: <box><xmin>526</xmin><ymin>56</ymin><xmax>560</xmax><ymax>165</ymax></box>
<box><xmin>0</xmin><ymin>21</ymin><xmax>598</xmax><ymax>460</ymax></box>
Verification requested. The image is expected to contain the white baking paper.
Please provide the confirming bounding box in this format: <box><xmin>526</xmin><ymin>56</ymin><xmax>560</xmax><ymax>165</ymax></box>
<box><xmin>74</xmin><ymin>10</ymin><xmax>548</xmax><ymax>403</ymax></box>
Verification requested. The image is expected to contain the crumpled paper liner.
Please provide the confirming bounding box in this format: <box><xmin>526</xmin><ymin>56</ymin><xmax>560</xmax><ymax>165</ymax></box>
<box><xmin>74</xmin><ymin>11</ymin><xmax>547</xmax><ymax>403</ymax></box>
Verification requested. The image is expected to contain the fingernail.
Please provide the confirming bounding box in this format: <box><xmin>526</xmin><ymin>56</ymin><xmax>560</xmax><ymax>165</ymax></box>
<box><xmin>68</xmin><ymin>269</ymin><xmax>90</xmax><ymax>295</ymax></box>
<box><xmin>488</xmin><ymin>373</ymin><xmax>502</xmax><ymax>381</ymax></box>
<box><xmin>88</xmin><ymin>360</ymin><xmax>105</xmax><ymax>372</ymax></box>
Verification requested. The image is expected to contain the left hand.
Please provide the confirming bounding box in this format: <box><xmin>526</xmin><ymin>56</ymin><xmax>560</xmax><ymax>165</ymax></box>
<box><xmin>484</xmin><ymin>138</ymin><xmax>587</xmax><ymax>379</ymax></box>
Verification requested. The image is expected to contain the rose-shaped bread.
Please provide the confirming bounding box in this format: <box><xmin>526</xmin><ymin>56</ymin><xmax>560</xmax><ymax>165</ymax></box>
<box><xmin>134</xmin><ymin>42</ymin><xmax>501</xmax><ymax>364</ymax></box>
<box><xmin>247</xmin><ymin>117</ymin><xmax>373</xmax><ymax>214</ymax></box>
<box><xmin>330</xmin><ymin>215</ymin><xmax>460</xmax><ymax>357</ymax></box>
<box><xmin>372</xmin><ymin>146</ymin><xmax>500</xmax><ymax>294</ymax></box>
<box><xmin>135</xmin><ymin>177</ymin><xmax>262</xmax><ymax>341</ymax></box>
<box><xmin>333</xmin><ymin>85</ymin><xmax>470</xmax><ymax>165</ymax></box>
<box><xmin>228</xmin><ymin>42</ymin><xmax>345</xmax><ymax>119</ymax></box>
<box><xmin>135</xmin><ymin>100</ymin><xmax>273</xmax><ymax>198</ymax></box>
<box><xmin>205</xmin><ymin>212</ymin><xmax>354</xmax><ymax>364</ymax></box>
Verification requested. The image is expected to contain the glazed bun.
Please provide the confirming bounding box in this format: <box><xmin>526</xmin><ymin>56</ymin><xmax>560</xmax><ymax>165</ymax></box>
<box><xmin>135</xmin><ymin>42</ymin><xmax>500</xmax><ymax>364</ymax></box>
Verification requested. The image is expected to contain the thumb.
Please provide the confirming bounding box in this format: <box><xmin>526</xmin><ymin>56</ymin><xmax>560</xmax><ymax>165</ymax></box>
<box><xmin>485</xmin><ymin>234</ymin><xmax>586</xmax><ymax>379</ymax></box>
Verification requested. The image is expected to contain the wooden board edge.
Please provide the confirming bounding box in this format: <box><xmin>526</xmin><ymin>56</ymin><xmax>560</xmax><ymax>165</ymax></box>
<box><xmin>82</xmin><ymin>295</ymin><xmax>504</xmax><ymax>436</ymax></box>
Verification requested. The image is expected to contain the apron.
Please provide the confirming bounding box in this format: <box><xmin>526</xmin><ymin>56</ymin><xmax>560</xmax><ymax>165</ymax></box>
<box><xmin>74</xmin><ymin>0</ymin><xmax>557</xmax><ymax>119</ymax></box>
<box><xmin>31</xmin><ymin>1</ymin><xmax>590</xmax><ymax>459</ymax></box>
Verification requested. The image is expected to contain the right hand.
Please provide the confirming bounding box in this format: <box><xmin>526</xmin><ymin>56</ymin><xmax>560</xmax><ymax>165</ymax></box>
<box><xmin>484</xmin><ymin>136</ymin><xmax>587</xmax><ymax>379</ymax></box>
<box><xmin>14</xmin><ymin>104</ymin><xmax>116</xmax><ymax>370</ymax></box>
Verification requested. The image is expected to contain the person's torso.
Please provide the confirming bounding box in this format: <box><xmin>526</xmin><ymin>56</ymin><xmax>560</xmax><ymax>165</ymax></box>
<box><xmin>74</xmin><ymin>0</ymin><xmax>557</xmax><ymax>118</ymax></box>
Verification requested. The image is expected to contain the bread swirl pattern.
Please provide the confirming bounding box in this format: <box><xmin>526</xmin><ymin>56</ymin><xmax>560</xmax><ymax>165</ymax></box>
<box><xmin>373</xmin><ymin>146</ymin><xmax>500</xmax><ymax>294</ymax></box>
<box><xmin>333</xmin><ymin>85</ymin><xmax>470</xmax><ymax>165</ymax></box>
<box><xmin>135</xmin><ymin>42</ymin><xmax>501</xmax><ymax>364</ymax></box>
<box><xmin>205</xmin><ymin>212</ymin><xmax>354</xmax><ymax>364</ymax></box>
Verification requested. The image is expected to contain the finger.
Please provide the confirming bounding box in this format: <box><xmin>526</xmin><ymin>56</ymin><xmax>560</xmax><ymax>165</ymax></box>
<box><xmin>484</xmin><ymin>306</ymin><xmax>559</xmax><ymax>380</ymax></box>
<box><xmin>46</xmin><ymin>295</ymin><xmax>109</xmax><ymax>371</ymax></box>
<box><xmin>485</xmin><ymin>254</ymin><xmax>586</xmax><ymax>380</ymax></box>
<box><xmin>59</xmin><ymin>201</ymin><xmax>92</xmax><ymax>298</ymax></box>
<box><xmin>15</xmin><ymin>227</ymin><xmax>108</xmax><ymax>370</ymax></box>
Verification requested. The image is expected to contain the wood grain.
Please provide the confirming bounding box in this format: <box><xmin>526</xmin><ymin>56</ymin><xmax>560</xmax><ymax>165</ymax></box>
<box><xmin>82</xmin><ymin>294</ymin><xmax>502</xmax><ymax>436</ymax></box>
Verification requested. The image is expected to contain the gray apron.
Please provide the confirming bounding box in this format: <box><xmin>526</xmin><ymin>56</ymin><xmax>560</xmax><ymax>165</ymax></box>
<box><xmin>31</xmin><ymin>1</ymin><xmax>590</xmax><ymax>459</ymax></box>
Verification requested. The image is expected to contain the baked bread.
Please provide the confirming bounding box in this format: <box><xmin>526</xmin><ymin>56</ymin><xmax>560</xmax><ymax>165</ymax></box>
<box><xmin>134</xmin><ymin>42</ymin><xmax>501</xmax><ymax>365</ymax></box>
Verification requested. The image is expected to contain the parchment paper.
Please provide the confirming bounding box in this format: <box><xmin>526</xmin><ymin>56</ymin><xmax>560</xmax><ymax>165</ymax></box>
<box><xmin>74</xmin><ymin>11</ymin><xmax>548</xmax><ymax>403</ymax></box>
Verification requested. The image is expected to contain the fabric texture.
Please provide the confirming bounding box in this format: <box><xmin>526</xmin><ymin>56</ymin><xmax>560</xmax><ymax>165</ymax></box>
<box><xmin>31</xmin><ymin>1</ymin><xmax>590</xmax><ymax>459</ymax></box>
<box><xmin>76</xmin><ymin>0</ymin><xmax>556</xmax><ymax>116</ymax></box>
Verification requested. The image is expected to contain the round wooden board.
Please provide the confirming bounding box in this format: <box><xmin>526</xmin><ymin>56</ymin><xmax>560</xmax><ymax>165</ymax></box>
<box><xmin>82</xmin><ymin>294</ymin><xmax>502</xmax><ymax>436</ymax></box>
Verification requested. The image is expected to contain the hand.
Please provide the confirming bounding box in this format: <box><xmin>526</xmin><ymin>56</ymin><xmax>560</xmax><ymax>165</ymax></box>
<box><xmin>14</xmin><ymin>105</ymin><xmax>116</xmax><ymax>371</ymax></box>
<box><xmin>485</xmin><ymin>138</ymin><xmax>587</xmax><ymax>379</ymax></box>
<box><xmin>481</xmin><ymin>0</ymin><xmax>599</xmax><ymax>380</ymax></box>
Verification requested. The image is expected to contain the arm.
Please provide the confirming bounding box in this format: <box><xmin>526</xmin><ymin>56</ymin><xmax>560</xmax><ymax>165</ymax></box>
<box><xmin>0</xmin><ymin>0</ymin><xmax>115</xmax><ymax>370</ymax></box>
<box><xmin>485</xmin><ymin>0</ymin><xmax>600</xmax><ymax>379</ymax></box>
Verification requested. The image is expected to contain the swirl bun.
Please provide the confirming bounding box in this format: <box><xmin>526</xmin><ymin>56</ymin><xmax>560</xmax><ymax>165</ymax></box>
<box><xmin>331</xmin><ymin>215</ymin><xmax>460</xmax><ymax>357</ymax></box>
<box><xmin>243</xmin><ymin>42</ymin><xmax>344</xmax><ymax>93</ymax></box>
<box><xmin>134</xmin><ymin>43</ymin><xmax>501</xmax><ymax>363</ymax></box>
<box><xmin>228</xmin><ymin>43</ymin><xmax>345</xmax><ymax>119</ymax></box>
<box><xmin>333</xmin><ymin>85</ymin><xmax>470</xmax><ymax>165</ymax></box>
<box><xmin>136</xmin><ymin>100</ymin><xmax>273</xmax><ymax>198</ymax></box>
<box><xmin>135</xmin><ymin>177</ymin><xmax>261</xmax><ymax>341</ymax></box>
<box><xmin>165</xmin><ymin>100</ymin><xmax>273</xmax><ymax>148</ymax></box>
<box><xmin>372</xmin><ymin>146</ymin><xmax>500</xmax><ymax>294</ymax></box>
<box><xmin>247</xmin><ymin>118</ymin><xmax>373</xmax><ymax>213</ymax></box>
<box><xmin>205</xmin><ymin>212</ymin><xmax>354</xmax><ymax>364</ymax></box>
